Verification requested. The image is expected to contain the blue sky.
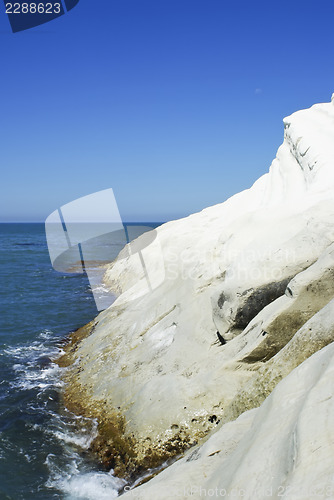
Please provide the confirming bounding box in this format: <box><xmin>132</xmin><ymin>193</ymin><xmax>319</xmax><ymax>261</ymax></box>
<box><xmin>1</xmin><ymin>0</ymin><xmax>334</xmax><ymax>222</ymax></box>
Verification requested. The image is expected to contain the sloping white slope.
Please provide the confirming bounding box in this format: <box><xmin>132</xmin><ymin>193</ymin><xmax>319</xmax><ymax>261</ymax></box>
<box><xmin>65</xmin><ymin>97</ymin><xmax>334</xmax><ymax>473</ymax></box>
<box><xmin>122</xmin><ymin>338</ymin><xmax>334</xmax><ymax>499</ymax></box>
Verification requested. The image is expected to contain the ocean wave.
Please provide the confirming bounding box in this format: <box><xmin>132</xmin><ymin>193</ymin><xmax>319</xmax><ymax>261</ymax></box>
<box><xmin>1</xmin><ymin>324</ymin><xmax>125</xmax><ymax>500</ymax></box>
<box><xmin>5</xmin><ymin>335</ymin><xmax>63</xmax><ymax>393</ymax></box>
<box><xmin>45</xmin><ymin>455</ymin><xmax>125</xmax><ymax>500</ymax></box>
<box><xmin>45</xmin><ymin>419</ymin><xmax>125</xmax><ymax>499</ymax></box>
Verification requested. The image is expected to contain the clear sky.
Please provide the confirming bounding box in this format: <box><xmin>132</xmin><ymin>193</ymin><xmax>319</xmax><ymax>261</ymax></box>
<box><xmin>1</xmin><ymin>0</ymin><xmax>333</xmax><ymax>222</ymax></box>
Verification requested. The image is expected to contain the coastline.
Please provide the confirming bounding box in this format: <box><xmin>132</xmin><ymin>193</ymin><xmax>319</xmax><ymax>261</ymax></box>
<box><xmin>57</xmin><ymin>319</ymin><xmax>204</xmax><ymax>481</ymax></box>
<box><xmin>57</xmin><ymin>99</ymin><xmax>334</xmax><ymax>496</ymax></box>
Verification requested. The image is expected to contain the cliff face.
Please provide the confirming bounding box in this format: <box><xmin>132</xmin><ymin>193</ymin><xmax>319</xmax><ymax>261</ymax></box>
<box><xmin>121</xmin><ymin>334</ymin><xmax>334</xmax><ymax>499</ymax></box>
<box><xmin>62</xmin><ymin>98</ymin><xmax>334</xmax><ymax>482</ymax></box>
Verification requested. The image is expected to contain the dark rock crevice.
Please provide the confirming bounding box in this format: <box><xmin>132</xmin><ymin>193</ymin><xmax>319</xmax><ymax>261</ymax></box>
<box><xmin>217</xmin><ymin>277</ymin><xmax>294</xmax><ymax>334</ymax></box>
<box><xmin>233</xmin><ymin>277</ymin><xmax>294</xmax><ymax>330</ymax></box>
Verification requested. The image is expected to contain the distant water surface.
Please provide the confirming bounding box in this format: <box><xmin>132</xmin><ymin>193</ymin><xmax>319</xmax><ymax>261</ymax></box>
<box><xmin>0</xmin><ymin>222</ymin><xmax>161</xmax><ymax>500</ymax></box>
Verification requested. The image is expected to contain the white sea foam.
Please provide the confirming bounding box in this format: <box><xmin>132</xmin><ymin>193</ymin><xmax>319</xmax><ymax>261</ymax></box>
<box><xmin>50</xmin><ymin>415</ymin><xmax>99</xmax><ymax>449</ymax></box>
<box><xmin>4</xmin><ymin>329</ymin><xmax>124</xmax><ymax>499</ymax></box>
<box><xmin>51</xmin><ymin>470</ymin><xmax>124</xmax><ymax>499</ymax></box>
<box><xmin>10</xmin><ymin>360</ymin><xmax>63</xmax><ymax>391</ymax></box>
<box><xmin>53</xmin><ymin>430</ymin><xmax>97</xmax><ymax>448</ymax></box>
<box><xmin>45</xmin><ymin>452</ymin><xmax>125</xmax><ymax>500</ymax></box>
<box><xmin>44</xmin><ymin>411</ymin><xmax>125</xmax><ymax>499</ymax></box>
<box><xmin>5</xmin><ymin>330</ymin><xmax>63</xmax><ymax>392</ymax></box>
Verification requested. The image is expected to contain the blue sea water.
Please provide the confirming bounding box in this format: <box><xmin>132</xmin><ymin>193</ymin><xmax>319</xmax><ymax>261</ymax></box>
<box><xmin>0</xmin><ymin>223</ymin><xmax>160</xmax><ymax>500</ymax></box>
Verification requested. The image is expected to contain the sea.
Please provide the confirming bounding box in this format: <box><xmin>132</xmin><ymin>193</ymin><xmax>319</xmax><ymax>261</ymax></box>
<box><xmin>0</xmin><ymin>222</ymin><xmax>160</xmax><ymax>500</ymax></box>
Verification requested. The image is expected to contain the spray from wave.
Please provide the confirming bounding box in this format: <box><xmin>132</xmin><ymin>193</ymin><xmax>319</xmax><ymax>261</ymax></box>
<box><xmin>2</xmin><ymin>330</ymin><xmax>125</xmax><ymax>499</ymax></box>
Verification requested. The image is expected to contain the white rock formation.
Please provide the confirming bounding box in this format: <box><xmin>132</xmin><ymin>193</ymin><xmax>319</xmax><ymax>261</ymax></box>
<box><xmin>63</xmin><ymin>97</ymin><xmax>334</xmax><ymax>480</ymax></box>
<box><xmin>122</xmin><ymin>337</ymin><xmax>334</xmax><ymax>499</ymax></box>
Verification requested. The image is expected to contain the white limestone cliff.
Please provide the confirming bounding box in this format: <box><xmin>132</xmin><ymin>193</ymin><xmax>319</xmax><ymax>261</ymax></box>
<box><xmin>62</xmin><ymin>97</ymin><xmax>334</xmax><ymax>485</ymax></box>
<box><xmin>122</xmin><ymin>336</ymin><xmax>334</xmax><ymax>499</ymax></box>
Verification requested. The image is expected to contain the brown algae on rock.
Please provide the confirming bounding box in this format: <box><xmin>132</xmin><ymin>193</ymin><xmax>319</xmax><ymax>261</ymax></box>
<box><xmin>57</xmin><ymin>320</ymin><xmax>97</xmax><ymax>368</ymax></box>
<box><xmin>57</xmin><ymin>323</ymin><xmax>205</xmax><ymax>480</ymax></box>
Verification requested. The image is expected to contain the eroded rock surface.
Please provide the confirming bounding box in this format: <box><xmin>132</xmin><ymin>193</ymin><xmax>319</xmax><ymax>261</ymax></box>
<box><xmin>121</xmin><ymin>341</ymin><xmax>334</xmax><ymax>499</ymax></box>
<box><xmin>62</xmin><ymin>98</ymin><xmax>334</xmax><ymax>480</ymax></box>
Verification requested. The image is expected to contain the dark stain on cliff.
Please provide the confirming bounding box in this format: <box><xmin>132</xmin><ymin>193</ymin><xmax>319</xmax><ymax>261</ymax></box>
<box><xmin>220</xmin><ymin>277</ymin><xmax>293</xmax><ymax>331</ymax></box>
